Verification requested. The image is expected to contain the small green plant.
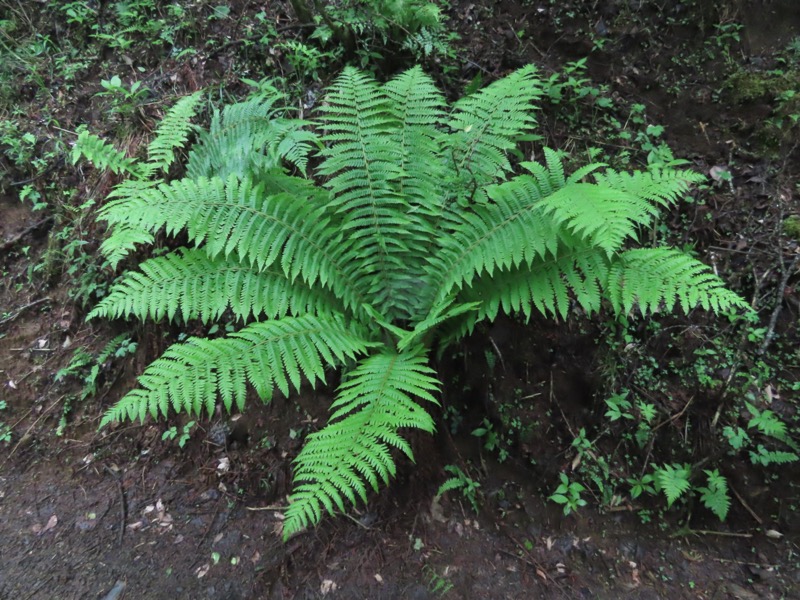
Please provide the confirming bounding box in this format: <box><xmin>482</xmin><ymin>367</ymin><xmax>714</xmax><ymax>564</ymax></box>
<box><xmin>289</xmin><ymin>0</ymin><xmax>449</xmax><ymax>62</ymax></box>
<box><xmin>162</xmin><ymin>420</ymin><xmax>196</xmax><ymax>448</ymax></box>
<box><xmin>96</xmin><ymin>75</ymin><xmax>149</xmax><ymax>118</ymax></box>
<box><xmin>726</xmin><ymin>402</ymin><xmax>800</xmax><ymax>466</ymax></box>
<box><xmin>436</xmin><ymin>464</ymin><xmax>481</xmax><ymax>514</ymax></box>
<box><xmin>0</xmin><ymin>400</ymin><xmax>11</xmax><ymax>444</ymax></box>
<box><xmin>76</xmin><ymin>65</ymin><xmax>745</xmax><ymax>539</ymax></box>
<box><xmin>549</xmin><ymin>472</ymin><xmax>588</xmax><ymax>515</ymax></box>
<box><xmin>54</xmin><ymin>334</ymin><xmax>137</xmax><ymax>434</ymax></box>
<box><xmin>422</xmin><ymin>564</ymin><xmax>454</xmax><ymax>596</ymax></box>
<box><xmin>472</xmin><ymin>418</ymin><xmax>509</xmax><ymax>462</ymax></box>
<box><xmin>0</xmin><ymin>119</ymin><xmax>37</xmax><ymax>169</ymax></box>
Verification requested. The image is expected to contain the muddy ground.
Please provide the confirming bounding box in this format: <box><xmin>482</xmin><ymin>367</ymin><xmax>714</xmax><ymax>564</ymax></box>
<box><xmin>1</xmin><ymin>1</ymin><xmax>800</xmax><ymax>598</ymax></box>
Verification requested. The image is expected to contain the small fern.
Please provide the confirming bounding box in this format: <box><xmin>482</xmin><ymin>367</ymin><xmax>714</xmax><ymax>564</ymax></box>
<box><xmin>697</xmin><ymin>469</ymin><xmax>730</xmax><ymax>521</ymax></box>
<box><xmin>77</xmin><ymin>67</ymin><xmax>747</xmax><ymax>539</ymax></box>
<box><xmin>653</xmin><ymin>463</ymin><xmax>692</xmax><ymax>507</ymax></box>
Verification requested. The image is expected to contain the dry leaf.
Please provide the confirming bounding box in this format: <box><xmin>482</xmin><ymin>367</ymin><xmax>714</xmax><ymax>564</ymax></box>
<box><xmin>320</xmin><ymin>579</ymin><xmax>337</xmax><ymax>595</ymax></box>
<box><xmin>765</xmin><ymin>529</ymin><xmax>783</xmax><ymax>539</ymax></box>
<box><xmin>195</xmin><ymin>564</ymin><xmax>210</xmax><ymax>578</ymax></box>
<box><xmin>34</xmin><ymin>514</ymin><xmax>58</xmax><ymax>535</ymax></box>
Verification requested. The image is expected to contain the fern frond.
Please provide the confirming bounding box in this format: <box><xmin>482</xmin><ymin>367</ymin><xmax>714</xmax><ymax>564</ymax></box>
<box><xmin>654</xmin><ymin>463</ymin><xmax>692</xmax><ymax>507</ymax></box>
<box><xmin>446</xmin><ymin>65</ymin><xmax>541</xmax><ymax>193</ymax></box>
<box><xmin>605</xmin><ymin>248</ymin><xmax>749</xmax><ymax>315</ymax></box>
<box><xmin>186</xmin><ymin>93</ymin><xmax>294</xmax><ymax>180</ymax></box>
<box><xmin>97</xmin><ymin>225</ymin><xmax>154</xmax><ymax>270</ymax></box>
<box><xmin>698</xmin><ymin>469</ymin><xmax>730</xmax><ymax>521</ymax></box>
<box><xmin>100</xmin><ymin>315</ymin><xmax>373</xmax><ymax>426</ymax></box>
<box><xmin>591</xmin><ymin>166</ymin><xmax>704</xmax><ymax>209</ymax></box>
<box><xmin>273</xmin><ymin>121</ymin><xmax>320</xmax><ymax>176</ymax></box>
<box><xmin>431</xmin><ymin>173</ymin><xmax>561</xmax><ymax>298</ymax></box>
<box><xmin>460</xmin><ymin>252</ymin><xmax>595</xmax><ymax>323</ymax></box>
<box><xmin>145</xmin><ymin>91</ymin><xmax>203</xmax><ymax>174</ymax></box>
<box><xmin>284</xmin><ymin>347</ymin><xmax>439</xmax><ymax>538</ymax></box>
<box><xmin>89</xmin><ymin>247</ymin><xmax>344</xmax><ymax>323</ymax></box>
<box><xmin>318</xmin><ymin>68</ymin><xmax>417</xmax><ymax>317</ymax></box>
<box><xmin>97</xmin><ymin>175</ymin><xmax>367</xmax><ymax>311</ymax></box>
<box><xmin>72</xmin><ymin>129</ymin><xmax>139</xmax><ymax>175</ymax></box>
<box><xmin>383</xmin><ymin>66</ymin><xmax>446</xmax><ymax>216</ymax></box>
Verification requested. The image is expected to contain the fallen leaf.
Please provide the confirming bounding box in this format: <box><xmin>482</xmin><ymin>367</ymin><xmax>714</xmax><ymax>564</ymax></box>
<box><xmin>34</xmin><ymin>514</ymin><xmax>57</xmax><ymax>535</ymax></box>
<box><xmin>195</xmin><ymin>564</ymin><xmax>210</xmax><ymax>578</ymax></box>
<box><xmin>320</xmin><ymin>579</ymin><xmax>337</xmax><ymax>595</ymax></box>
<box><xmin>765</xmin><ymin>529</ymin><xmax>783</xmax><ymax>539</ymax></box>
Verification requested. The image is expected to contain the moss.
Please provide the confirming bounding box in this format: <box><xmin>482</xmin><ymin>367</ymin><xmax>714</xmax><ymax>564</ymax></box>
<box><xmin>783</xmin><ymin>215</ymin><xmax>800</xmax><ymax>241</ymax></box>
<box><xmin>725</xmin><ymin>69</ymin><xmax>800</xmax><ymax>104</ymax></box>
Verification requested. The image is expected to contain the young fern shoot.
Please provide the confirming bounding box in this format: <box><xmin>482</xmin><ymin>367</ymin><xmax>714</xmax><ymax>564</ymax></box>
<box><xmin>78</xmin><ymin>66</ymin><xmax>747</xmax><ymax>539</ymax></box>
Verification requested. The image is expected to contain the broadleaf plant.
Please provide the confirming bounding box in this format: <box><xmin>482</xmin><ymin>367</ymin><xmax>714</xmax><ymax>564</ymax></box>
<box><xmin>78</xmin><ymin>65</ymin><xmax>747</xmax><ymax>539</ymax></box>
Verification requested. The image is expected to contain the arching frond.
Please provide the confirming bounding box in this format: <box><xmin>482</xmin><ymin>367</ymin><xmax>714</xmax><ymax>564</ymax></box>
<box><xmin>89</xmin><ymin>247</ymin><xmax>345</xmax><ymax>323</ymax></box>
<box><xmin>317</xmin><ymin>68</ymin><xmax>418</xmax><ymax>318</ymax></box>
<box><xmin>145</xmin><ymin>91</ymin><xmax>203</xmax><ymax>174</ymax></box>
<box><xmin>284</xmin><ymin>347</ymin><xmax>440</xmax><ymax>538</ymax></box>
<box><xmin>186</xmin><ymin>93</ymin><xmax>305</xmax><ymax>180</ymax></box>
<box><xmin>97</xmin><ymin>175</ymin><xmax>367</xmax><ymax>311</ymax></box>
<box><xmin>429</xmin><ymin>173</ymin><xmax>561</xmax><ymax>301</ymax></box>
<box><xmin>100</xmin><ymin>315</ymin><xmax>374</xmax><ymax>426</ymax></box>
<box><xmin>604</xmin><ymin>248</ymin><xmax>749</xmax><ymax>315</ymax></box>
<box><xmin>446</xmin><ymin>65</ymin><xmax>542</xmax><ymax>195</ymax></box>
<box><xmin>382</xmin><ymin>65</ymin><xmax>446</xmax><ymax>216</ymax></box>
<box><xmin>72</xmin><ymin>130</ymin><xmax>139</xmax><ymax>176</ymax></box>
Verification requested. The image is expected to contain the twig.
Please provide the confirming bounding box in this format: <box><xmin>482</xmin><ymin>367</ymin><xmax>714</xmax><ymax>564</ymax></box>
<box><xmin>196</xmin><ymin>501</ymin><xmax>221</xmax><ymax>549</ymax></box>
<box><xmin>0</xmin><ymin>216</ymin><xmax>54</xmax><ymax>253</ymax></box>
<box><xmin>759</xmin><ymin>253</ymin><xmax>800</xmax><ymax>356</ymax></box>
<box><xmin>104</xmin><ymin>465</ymin><xmax>127</xmax><ymax>546</ymax></box>
<box><xmin>10</xmin><ymin>156</ymin><xmax>65</xmax><ymax>186</ymax></box>
<box><xmin>488</xmin><ymin>335</ymin><xmax>507</xmax><ymax>373</ymax></box>
<box><xmin>729</xmin><ymin>484</ymin><xmax>763</xmax><ymax>525</ymax></box>
<box><xmin>245</xmin><ymin>504</ymin><xmax>287</xmax><ymax>511</ymax></box>
<box><xmin>672</xmin><ymin>528</ymin><xmax>752</xmax><ymax>539</ymax></box>
<box><xmin>0</xmin><ymin>297</ymin><xmax>51</xmax><ymax>327</ymax></box>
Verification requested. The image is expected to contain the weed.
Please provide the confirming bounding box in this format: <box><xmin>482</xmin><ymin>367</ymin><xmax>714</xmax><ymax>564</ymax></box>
<box><xmin>436</xmin><ymin>464</ymin><xmax>482</xmax><ymax>514</ymax></box>
<box><xmin>0</xmin><ymin>400</ymin><xmax>11</xmax><ymax>444</ymax></box>
<box><xmin>162</xmin><ymin>421</ymin><xmax>197</xmax><ymax>448</ymax></box>
<box><xmin>96</xmin><ymin>75</ymin><xmax>149</xmax><ymax>119</ymax></box>
<box><xmin>54</xmin><ymin>334</ymin><xmax>137</xmax><ymax>435</ymax></box>
<box><xmin>422</xmin><ymin>564</ymin><xmax>454</xmax><ymax>596</ymax></box>
<box><xmin>549</xmin><ymin>472</ymin><xmax>588</xmax><ymax>516</ymax></box>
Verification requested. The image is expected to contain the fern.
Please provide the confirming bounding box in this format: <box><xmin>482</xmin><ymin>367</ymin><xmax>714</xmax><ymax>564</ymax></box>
<box><xmin>697</xmin><ymin>469</ymin><xmax>731</xmax><ymax>521</ymax></box>
<box><xmin>72</xmin><ymin>129</ymin><xmax>139</xmax><ymax>176</ymax></box>
<box><xmin>82</xmin><ymin>67</ymin><xmax>746</xmax><ymax>539</ymax></box>
<box><xmin>144</xmin><ymin>91</ymin><xmax>203</xmax><ymax>174</ymax></box>
<box><xmin>654</xmin><ymin>463</ymin><xmax>692</xmax><ymax>507</ymax></box>
<box><xmin>284</xmin><ymin>348</ymin><xmax>439</xmax><ymax>535</ymax></box>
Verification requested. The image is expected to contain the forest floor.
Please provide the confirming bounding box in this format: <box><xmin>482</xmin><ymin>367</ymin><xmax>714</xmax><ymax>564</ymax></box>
<box><xmin>1</xmin><ymin>1</ymin><xmax>800</xmax><ymax>598</ymax></box>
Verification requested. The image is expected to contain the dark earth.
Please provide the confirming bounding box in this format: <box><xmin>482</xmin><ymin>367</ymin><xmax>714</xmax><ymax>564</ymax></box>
<box><xmin>2</xmin><ymin>1</ymin><xmax>800</xmax><ymax>598</ymax></box>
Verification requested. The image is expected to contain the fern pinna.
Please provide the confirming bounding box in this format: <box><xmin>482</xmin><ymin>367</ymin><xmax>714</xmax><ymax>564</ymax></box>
<box><xmin>78</xmin><ymin>66</ymin><xmax>746</xmax><ymax>539</ymax></box>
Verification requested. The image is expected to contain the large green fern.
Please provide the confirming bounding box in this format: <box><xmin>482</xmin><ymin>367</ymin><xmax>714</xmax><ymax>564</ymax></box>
<box><xmin>78</xmin><ymin>66</ymin><xmax>747</xmax><ymax>539</ymax></box>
